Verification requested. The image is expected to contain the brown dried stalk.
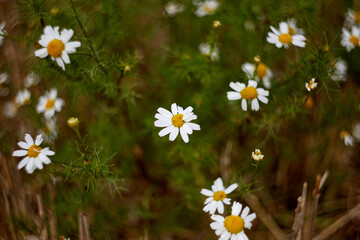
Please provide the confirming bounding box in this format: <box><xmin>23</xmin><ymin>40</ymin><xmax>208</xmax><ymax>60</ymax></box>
<box><xmin>290</xmin><ymin>182</ymin><xmax>307</xmax><ymax>240</ymax></box>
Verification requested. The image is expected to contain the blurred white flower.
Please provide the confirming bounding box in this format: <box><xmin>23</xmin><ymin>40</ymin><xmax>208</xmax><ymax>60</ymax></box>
<box><xmin>0</xmin><ymin>72</ymin><xmax>9</xmax><ymax>96</ymax></box>
<box><xmin>305</xmin><ymin>78</ymin><xmax>317</xmax><ymax>92</ymax></box>
<box><xmin>345</xmin><ymin>9</ymin><xmax>360</xmax><ymax>28</ymax></box>
<box><xmin>36</xmin><ymin>88</ymin><xmax>65</xmax><ymax>119</ymax></box>
<box><xmin>3</xmin><ymin>101</ymin><xmax>18</xmax><ymax>118</ymax></box>
<box><xmin>164</xmin><ymin>2</ymin><xmax>184</xmax><ymax>17</ymax></box>
<box><xmin>154</xmin><ymin>103</ymin><xmax>200</xmax><ymax>143</ymax></box>
<box><xmin>200</xmin><ymin>177</ymin><xmax>238</xmax><ymax>214</ymax></box>
<box><xmin>352</xmin><ymin>123</ymin><xmax>360</xmax><ymax>141</ymax></box>
<box><xmin>199</xmin><ymin>43</ymin><xmax>219</xmax><ymax>61</ymax></box>
<box><xmin>227</xmin><ymin>80</ymin><xmax>269</xmax><ymax>111</ymax></box>
<box><xmin>210</xmin><ymin>201</ymin><xmax>256</xmax><ymax>240</ymax></box>
<box><xmin>195</xmin><ymin>0</ymin><xmax>219</xmax><ymax>17</ymax></box>
<box><xmin>341</xmin><ymin>130</ymin><xmax>354</xmax><ymax>146</ymax></box>
<box><xmin>39</xmin><ymin>118</ymin><xmax>58</xmax><ymax>143</ymax></box>
<box><xmin>15</xmin><ymin>89</ymin><xmax>31</xmax><ymax>106</ymax></box>
<box><xmin>0</xmin><ymin>22</ymin><xmax>6</xmax><ymax>46</ymax></box>
<box><xmin>286</xmin><ymin>18</ymin><xmax>304</xmax><ymax>35</ymax></box>
<box><xmin>267</xmin><ymin>22</ymin><xmax>306</xmax><ymax>48</ymax></box>
<box><xmin>242</xmin><ymin>62</ymin><xmax>272</xmax><ymax>89</ymax></box>
<box><xmin>35</xmin><ymin>26</ymin><xmax>81</xmax><ymax>70</ymax></box>
<box><xmin>12</xmin><ymin>134</ymin><xmax>55</xmax><ymax>174</ymax></box>
<box><xmin>330</xmin><ymin>59</ymin><xmax>347</xmax><ymax>81</ymax></box>
<box><xmin>341</xmin><ymin>26</ymin><xmax>360</xmax><ymax>52</ymax></box>
<box><xmin>24</xmin><ymin>72</ymin><xmax>40</xmax><ymax>88</ymax></box>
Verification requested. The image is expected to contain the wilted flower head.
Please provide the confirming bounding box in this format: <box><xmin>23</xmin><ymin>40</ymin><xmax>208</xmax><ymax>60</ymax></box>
<box><xmin>341</xmin><ymin>130</ymin><xmax>354</xmax><ymax>146</ymax></box>
<box><xmin>252</xmin><ymin>149</ymin><xmax>264</xmax><ymax>162</ymax></box>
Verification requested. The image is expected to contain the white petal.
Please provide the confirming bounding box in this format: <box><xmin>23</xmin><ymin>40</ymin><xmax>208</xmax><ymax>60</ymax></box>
<box><xmin>211</xmin><ymin>222</ymin><xmax>224</xmax><ymax>230</ymax></box>
<box><xmin>154</xmin><ymin>119</ymin><xmax>172</xmax><ymax>127</ymax></box>
<box><xmin>214</xmin><ymin>178</ymin><xmax>224</xmax><ymax>191</ymax></box>
<box><xmin>35</xmin><ymin>159</ymin><xmax>43</xmax><ymax>169</ymax></box>
<box><xmin>42</xmin><ymin>148</ymin><xmax>55</xmax><ymax>156</ymax></box>
<box><xmin>24</xmin><ymin>134</ymin><xmax>34</xmax><ymax>145</ymax></box>
<box><xmin>241</xmin><ymin>206</ymin><xmax>250</xmax><ymax>219</ymax></box>
<box><xmin>217</xmin><ymin>201</ymin><xmax>224</xmax><ymax>214</ymax></box>
<box><xmin>25</xmin><ymin>158</ymin><xmax>34</xmax><ymax>174</ymax></box>
<box><xmin>200</xmin><ymin>188</ymin><xmax>214</xmax><ymax>197</ymax></box>
<box><xmin>171</xmin><ymin>103</ymin><xmax>178</xmax><ymax>115</ymax></box>
<box><xmin>204</xmin><ymin>197</ymin><xmax>213</xmax><ymax>204</ymax></box>
<box><xmin>169</xmin><ymin>127</ymin><xmax>179</xmax><ymax>141</ymax></box>
<box><xmin>279</xmin><ymin>22</ymin><xmax>289</xmax><ymax>34</ymax></box>
<box><xmin>232</xmin><ymin>202</ymin><xmax>242</xmax><ymax>216</ymax></box>
<box><xmin>17</xmin><ymin>141</ymin><xmax>29</xmax><ymax>149</ymax></box>
<box><xmin>35</xmin><ymin>48</ymin><xmax>48</xmax><ymax>58</ymax></box>
<box><xmin>56</xmin><ymin>58</ymin><xmax>65</xmax><ymax>70</ymax></box>
<box><xmin>227</xmin><ymin>91</ymin><xmax>241</xmax><ymax>100</ymax></box>
<box><xmin>18</xmin><ymin>157</ymin><xmax>29</xmax><ymax>169</ymax></box>
<box><xmin>225</xmin><ymin>183</ymin><xmax>238</xmax><ymax>194</ymax></box>
<box><xmin>240</xmin><ymin>232</ymin><xmax>249</xmax><ymax>240</ymax></box>
<box><xmin>241</xmin><ymin>99</ymin><xmax>247</xmax><ymax>111</ymax></box>
<box><xmin>35</xmin><ymin>134</ymin><xmax>43</xmax><ymax>146</ymax></box>
<box><xmin>257</xmin><ymin>95</ymin><xmax>268</xmax><ymax>104</ymax></box>
<box><xmin>248</xmin><ymin>80</ymin><xmax>257</xmax><ymax>87</ymax></box>
<box><xmin>39</xmin><ymin>153</ymin><xmax>51</xmax><ymax>164</ymax></box>
<box><xmin>181</xmin><ymin>123</ymin><xmax>193</xmax><ymax>134</ymax></box>
<box><xmin>157</xmin><ymin>107</ymin><xmax>173</xmax><ymax>118</ymax></box>
<box><xmin>180</xmin><ymin>127</ymin><xmax>189</xmax><ymax>143</ymax></box>
<box><xmin>154</xmin><ymin>113</ymin><xmax>169</xmax><ymax>121</ymax></box>
<box><xmin>251</xmin><ymin>98</ymin><xmax>260</xmax><ymax>111</ymax></box>
<box><xmin>220</xmin><ymin>231</ymin><xmax>231</xmax><ymax>240</ymax></box>
<box><xmin>211</xmin><ymin>214</ymin><xmax>225</xmax><ymax>222</ymax></box>
<box><xmin>61</xmin><ymin>51</ymin><xmax>70</xmax><ymax>64</ymax></box>
<box><xmin>216</xmin><ymin>227</ymin><xmax>225</xmax><ymax>236</ymax></box>
<box><xmin>187</xmin><ymin>123</ymin><xmax>200</xmax><ymax>131</ymax></box>
<box><xmin>158</xmin><ymin>125</ymin><xmax>174</xmax><ymax>137</ymax></box>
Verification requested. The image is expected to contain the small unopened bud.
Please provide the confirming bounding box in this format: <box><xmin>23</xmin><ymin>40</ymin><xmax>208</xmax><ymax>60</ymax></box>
<box><xmin>50</xmin><ymin>8</ymin><xmax>59</xmax><ymax>15</ymax></box>
<box><xmin>212</xmin><ymin>20</ymin><xmax>222</xmax><ymax>29</ymax></box>
<box><xmin>124</xmin><ymin>65</ymin><xmax>131</xmax><ymax>73</ymax></box>
<box><xmin>83</xmin><ymin>159</ymin><xmax>90</xmax><ymax>166</ymax></box>
<box><xmin>323</xmin><ymin>45</ymin><xmax>330</xmax><ymax>52</ymax></box>
<box><xmin>253</xmin><ymin>55</ymin><xmax>261</xmax><ymax>64</ymax></box>
<box><xmin>252</xmin><ymin>149</ymin><xmax>264</xmax><ymax>162</ymax></box>
<box><xmin>67</xmin><ymin>117</ymin><xmax>79</xmax><ymax>128</ymax></box>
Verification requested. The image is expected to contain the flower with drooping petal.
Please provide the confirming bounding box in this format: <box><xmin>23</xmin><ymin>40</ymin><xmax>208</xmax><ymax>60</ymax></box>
<box><xmin>154</xmin><ymin>103</ymin><xmax>200</xmax><ymax>143</ymax></box>
<box><xmin>12</xmin><ymin>134</ymin><xmax>55</xmax><ymax>174</ymax></box>
<box><xmin>267</xmin><ymin>22</ymin><xmax>306</xmax><ymax>48</ymax></box>
<box><xmin>210</xmin><ymin>201</ymin><xmax>256</xmax><ymax>240</ymax></box>
<box><xmin>24</xmin><ymin>72</ymin><xmax>40</xmax><ymax>88</ymax></box>
<box><xmin>345</xmin><ymin>9</ymin><xmax>360</xmax><ymax>28</ymax></box>
<box><xmin>305</xmin><ymin>78</ymin><xmax>317</xmax><ymax>92</ymax></box>
<box><xmin>164</xmin><ymin>2</ymin><xmax>184</xmax><ymax>17</ymax></box>
<box><xmin>341</xmin><ymin>26</ymin><xmax>360</xmax><ymax>52</ymax></box>
<box><xmin>242</xmin><ymin>62</ymin><xmax>273</xmax><ymax>89</ymax></box>
<box><xmin>199</xmin><ymin>43</ymin><xmax>219</xmax><ymax>61</ymax></box>
<box><xmin>341</xmin><ymin>130</ymin><xmax>354</xmax><ymax>146</ymax></box>
<box><xmin>227</xmin><ymin>80</ymin><xmax>269</xmax><ymax>111</ymax></box>
<box><xmin>286</xmin><ymin>18</ymin><xmax>304</xmax><ymax>35</ymax></box>
<box><xmin>252</xmin><ymin>149</ymin><xmax>264</xmax><ymax>162</ymax></box>
<box><xmin>200</xmin><ymin>177</ymin><xmax>238</xmax><ymax>214</ymax></box>
<box><xmin>0</xmin><ymin>22</ymin><xmax>6</xmax><ymax>46</ymax></box>
<box><xmin>15</xmin><ymin>89</ymin><xmax>31</xmax><ymax>106</ymax></box>
<box><xmin>195</xmin><ymin>0</ymin><xmax>219</xmax><ymax>17</ymax></box>
<box><xmin>36</xmin><ymin>88</ymin><xmax>65</xmax><ymax>119</ymax></box>
<box><xmin>34</xmin><ymin>26</ymin><xmax>81</xmax><ymax>70</ymax></box>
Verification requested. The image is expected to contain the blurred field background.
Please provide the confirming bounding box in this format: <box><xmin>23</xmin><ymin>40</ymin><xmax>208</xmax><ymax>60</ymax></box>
<box><xmin>1</xmin><ymin>0</ymin><xmax>360</xmax><ymax>239</ymax></box>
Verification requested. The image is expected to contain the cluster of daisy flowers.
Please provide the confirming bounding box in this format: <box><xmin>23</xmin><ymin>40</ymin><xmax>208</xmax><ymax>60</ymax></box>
<box><xmin>164</xmin><ymin>0</ymin><xmax>220</xmax><ymax>17</ymax></box>
<box><xmin>201</xmin><ymin>178</ymin><xmax>256</xmax><ymax>240</ymax></box>
<box><xmin>342</xmin><ymin>10</ymin><xmax>360</xmax><ymax>52</ymax></box>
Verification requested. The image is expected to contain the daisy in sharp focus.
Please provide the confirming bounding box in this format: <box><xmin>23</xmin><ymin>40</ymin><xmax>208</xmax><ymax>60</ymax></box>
<box><xmin>305</xmin><ymin>78</ymin><xmax>317</xmax><ymax>92</ymax></box>
<box><xmin>341</xmin><ymin>26</ymin><xmax>360</xmax><ymax>52</ymax></box>
<box><xmin>195</xmin><ymin>0</ymin><xmax>219</xmax><ymax>17</ymax></box>
<box><xmin>0</xmin><ymin>22</ymin><xmax>6</xmax><ymax>46</ymax></box>
<box><xmin>164</xmin><ymin>2</ymin><xmax>184</xmax><ymax>17</ymax></box>
<box><xmin>242</xmin><ymin>62</ymin><xmax>273</xmax><ymax>89</ymax></box>
<box><xmin>267</xmin><ymin>22</ymin><xmax>306</xmax><ymax>48</ymax></box>
<box><xmin>341</xmin><ymin>130</ymin><xmax>354</xmax><ymax>146</ymax></box>
<box><xmin>15</xmin><ymin>89</ymin><xmax>31</xmax><ymax>106</ymax></box>
<box><xmin>36</xmin><ymin>88</ymin><xmax>65</xmax><ymax>119</ymax></box>
<box><xmin>210</xmin><ymin>201</ymin><xmax>256</xmax><ymax>240</ymax></box>
<box><xmin>35</xmin><ymin>26</ymin><xmax>81</xmax><ymax>70</ymax></box>
<box><xmin>154</xmin><ymin>103</ymin><xmax>200</xmax><ymax>143</ymax></box>
<box><xmin>345</xmin><ymin>9</ymin><xmax>360</xmax><ymax>28</ymax></box>
<box><xmin>200</xmin><ymin>177</ymin><xmax>238</xmax><ymax>214</ymax></box>
<box><xmin>286</xmin><ymin>18</ymin><xmax>304</xmax><ymax>35</ymax></box>
<box><xmin>24</xmin><ymin>72</ymin><xmax>40</xmax><ymax>88</ymax></box>
<box><xmin>227</xmin><ymin>80</ymin><xmax>269</xmax><ymax>111</ymax></box>
<box><xmin>199</xmin><ymin>43</ymin><xmax>219</xmax><ymax>61</ymax></box>
<box><xmin>12</xmin><ymin>134</ymin><xmax>55</xmax><ymax>174</ymax></box>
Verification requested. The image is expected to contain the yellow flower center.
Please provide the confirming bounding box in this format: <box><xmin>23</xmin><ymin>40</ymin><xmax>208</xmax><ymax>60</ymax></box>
<box><xmin>28</xmin><ymin>144</ymin><xmax>42</xmax><ymax>158</ymax></box>
<box><xmin>354</xmin><ymin>11</ymin><xmax>360</xmax><ymax>24</ymax></box>
<box><xmin>278</xmin><ymin>33</ymin><xmax>292</xmax><ymax>44</ymax></box>
<box><xmin>288</xmin><ymin>26</ymin><xmax>295</xmax><ymax>35</ymax></box>
<box><xmin>256</xmin><ymin>63</ymin><xmax>267</xmax><ymax>79</ymax></box>
<box><xmin>240</xmin><ymin>86</ymin><xmax>258</xmax><ymax>100</ymax></box>
<box><xmin>47</xmin><ymin>39</ymin><xmax>65</xmax><ymax>58</ymax></box>
<box><xmin>172</xmin><ymin>114</ymin><xmax>185</xmax><ymax>127</ymax></box>
<box><xmin>307</xmin><ymin>81</ymin><xmax>315</xmax><ymax>90</ymax></box>
<box><xmin>213</xmin><ymin>191</ymin><xmax>226</xmax><ymax>201</ymax></box>
<box><xmin>204</xmin><ymin>5</ymin><xmax>215</xmax><ymax>13</ymax></box>
<box><xmin>45</xmin><ymin>99</ymin><xmax>55</xmax><ymax>110</ymax></box>
<box><xmin>23</xmin><ymin>98</ymin><xmax>30</xmax><ymax>105</ymax></box>
<box><xmin>224</xmin><ymin>215</ymin><xmax>245</xmax><ymax>234</ymax></box>
<box><xmin>341</xmin><ymin>130</ymin><xmax>349</xmax><ymax>139</ymax></box>
<box><xmin>350</xmin><ymin>35</ymin><xmax>360</xmax><ymax>46</ymax></box>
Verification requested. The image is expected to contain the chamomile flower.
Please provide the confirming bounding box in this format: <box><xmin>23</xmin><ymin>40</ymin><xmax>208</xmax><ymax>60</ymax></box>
<box><xmin>352</xmin><ymin>123</ymin><xmax>360</xmax><ymax>142</ymax></box>
<box><xmin>227</xmin><ymin>80</ymin><xmax>269</xmax><ymax>111</ymax></box>
<box><xmin>0</xmin><ymin>72</ymin><xmax>9</xmax><ymax>96</ymax></box>
<box><xmin>341</xmin><ymin>130</ymin><xmax>354</xmax><ymax>146</ymax></box>
<box><xmin>199</xmin><ymin>43</ymin><xmax>219</xmax><ymax>61</ymax></box>
<box><xmin>267</xmin><ymin>22</ymin><xmax>306</xmax><ymax>48</ymax></box>
<box><xmin>3</xmin><ymin>101</ymin><xmax>18</xmax><ymax>118</ymax></box>
<box><xmin>34</xmin><ymin>26</ymin><xmax>81</xmax><ymax>70</ymax></box>
<box><xmin>12</xmin><ymin>134</ymin><xmax>55</xmax><ymax>174</ymax></box>
<box><xmin>252</xmin><ymin>149</ymin><xmax>264</xmax><ymax>162</ymax></box>
<box><xmin>154</xmin><ymin>103</ymin><xmax>200</xmax><ymax>143</ymax></box>
<box><xmin>195</xmin><ymin>0</ymin><xmax>219</xmax><ymax>17</ymax></box>
<box><xmin>341</xmin><ymin>26</ymin><xmax>360</xmax><ymax>52</ymax></box>
<box><xmin>345</xmin><ymin>9</ymin><xmax>360</xmax><ymax>28</ymax></box>
<box><xmin>287</xmin><ymin>18</ymin><xmax>304</xmax><ymax>35</ymax></box>
<box><xmin>164</xmin><ymin>2</ymin><xmax>184</xmax><ymax>17</ymax></box>
<box><xmin>210</xmin><ymin>201</ymin><xmax>256</xmax><ymax>240</ymax></box>
<box><xmin>36</xmin><ymin>88</ymin><xmax>65</xmax><ymax>119</ymax></box>
<box><xmin>24</xmin><ymin>72</ymin><xmax>40</xmax><ymax>88</ymax></box>
<box><xmin>15</xmin><ymin>89</ymin><xmax>31</xmax><ymax>106</ymax></box>
<box><xmin>0</xmin><ymin>22</ymin><xmax>5</xmax><ymax>46</ymax></box>
<box><xmin>305</xmin><ymin>78</ymin><xmax>317</xmax><ymax>92</ymax></box>
<box><xmin>242</xmin><ymin>62</ymin><xmax>273</xmax><ymax>89</ymax></box>
<box><xmin>200</xmin><ymin>177</ymin><xmax>238</xmax><ymax>214</ymax></box>
<box><xmin>330</xmin><ymin>59</ymin><xmax>347</xmax><ymax>81</ymax></box>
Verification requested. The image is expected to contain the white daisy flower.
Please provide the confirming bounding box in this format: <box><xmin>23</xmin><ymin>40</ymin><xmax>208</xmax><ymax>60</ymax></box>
<box><xmin>39</xmin><ymin>118</ymin><xmax>58</xmax><ymax>143</ymax></box>
<box><xmin>24</xmin><ymin>72</ymin><xmax>40</xmax><ymax>88</ymax></box>
<box><xmin>252</xmin><ymin>149</ymin><xmax>264</xmax><ymax>162</ymax></box>
<box><xmin>267</xmin><ymin>22</ymin><xmax>306</xmax><ymax>48</ymax></box>
<box><xmin>0</xmin><ymin>22</ymin><xmax>6</xmax><ymax>46</ymax></box>
<box><xmin>164</xmin><ymin>2</ymin><xmax>184</xmax><ymax>17</ymax></box>
<box><xmin>341</xmin><ymin>26</ymin><xmax>360</xmax><ymax>52</ymax></box>
<box><xmin>34</xmin><ymin>26</ymin><xmax>81</xmax><ymax>70</ymax></box>
<box><xmin>200</xmin><ymin>177</ymin><xmax>238</xmax><ymax>214</ymax></box>
<box><xmin>15</xmin><ymin>89</ymin><xmax>31</xmax><ymax>106</ymax></box>
<box><xmin>227</xmin><ymin>80</ymin><xmax>269</xmax><ymax>111</ymax></box>
<box><xmin>195</xmin><ymin>0</ymin><xmax>219</xmax><ymax>17</ymax></box>
<box><xmin>154</xmin><ymin>103</ymin><xmax>200</xmax><ymax>143</ymax></box>
<box><xmin>330</xmin><ymin>59</ymin><xmax>347</xmax><ymax>81</ymax></box>
<box><xmin>286</xmin><ymin>18</ymin><xmax>304</xmax><ymax>35</ymax></box>
<box><xmin>3</xmin><ymin>101</ymin><xmax>18</xmax><ymax>118</ymax></box>
<box><xmin>341</xmin><ymin>130</ymin><xmax>354</xmax><ymax>146</ymax></box>
<box><xmin>12</xmin><ymin>134</ymin><xmax>55</xmax><ymax>174</ymax></box>
<box><xmin>0</xmin><ymin>72</ymin><xmax>9</xmax><ymax>96</ymax></box>
<box><xmin>305</xmin><ymin>78</ymin><xmax>317</xmax><ymax>92</ymax></box>
<box><xmin>36</xmin><ymin>88</ymin><xmax>65</xmax><ymax>119</ymax></box>
<box><xmin>345</xmin><ymin>9</ymin><xmax>360</xmax><ymax>28</ymax></box>
<box><xmin>199</xmin><ymin>43</ymin><xmax>219</xmax><ymax>61</ymax></box>
<box><xmin>242</xmin><ymin>62</ymin><xmax>273</xmax><ymax>89</ymax></box>
<box><xmin>210</xmin><ymin>201</ymin><xmax>256</xmax><ymax>240</ymax></box>
<box><xmin>352</xmin><ymin>123</ymin><xmax>360</xmax><ymax>142</ymax></box>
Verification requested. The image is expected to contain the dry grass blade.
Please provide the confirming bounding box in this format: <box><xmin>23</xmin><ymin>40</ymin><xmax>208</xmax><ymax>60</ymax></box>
<box><xmin>290</xmin><ymin>182</ymin><xmax>307</xmax><ymax>240</ymax></box>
